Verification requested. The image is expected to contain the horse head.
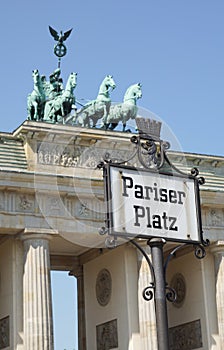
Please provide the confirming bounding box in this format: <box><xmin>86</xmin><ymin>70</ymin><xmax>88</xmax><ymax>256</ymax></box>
<box><xmin>68</xmin><ymin>72</ymin><xmax>77</xmax><ymax>89</ymax></box>
<box><xmin>63</xmin><ymin>72</ymin><xmax>77</xmax><ymax>97</ymax></box>
<box><xmin>104</xmin><ymin>75</ymin><xmax>116</xmax><ymax>91</ymax></box>
<box><xmin>32</xmin><ymin>69</ymin><xmax>40</xmax><ymax>84</ymax></box>
<box><xmin>124</xmin><ymin>83</ymin><xmax>142</xmax><ymax>103</ymax></box>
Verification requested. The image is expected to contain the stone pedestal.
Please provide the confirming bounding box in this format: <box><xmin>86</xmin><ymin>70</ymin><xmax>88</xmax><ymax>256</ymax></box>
<box><xmin>22</xmin><ymin>233</ymin><xmax>54</xmax><ymax>350</ymax></box>
<box><xmin>211</xmin><ymin>241</ymin><xmax>224</xmax><ymax>346</ymax></box>
<box><xmin>137</xmin><ymin>245</ymin><xmax>158</xmax><ymax>349</ymax></box>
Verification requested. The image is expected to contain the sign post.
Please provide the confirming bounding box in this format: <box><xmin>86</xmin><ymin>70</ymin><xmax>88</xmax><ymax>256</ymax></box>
<box><xmin>99</xmin><ymin>117</ymin><xmax>209</xmax><ymax>350</ymax></box>
<box><xmin>149</xmin><ymin>238</ymin><xmax>169</xmax><ymax>350</ymax></box>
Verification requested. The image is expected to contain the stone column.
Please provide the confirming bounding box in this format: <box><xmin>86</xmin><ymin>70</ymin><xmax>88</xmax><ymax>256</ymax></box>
<box><xmin>137</xmin><ymin>245</ymin><xmax>158</xmax><ymax>349</ymax></box>
<box><xmin>70</xmin><ymin>265</ymin><xmax>86</xmax><ymax>350</ymax></box>
<box><xmin>210</xmin><ymin>241</ymin><xmax>224</xmax><ymax>346</ymax></box>
<box><xmin>22</xmin><ymin>233</ymin><xmax>54</xmax><ymax>350</ymax></box>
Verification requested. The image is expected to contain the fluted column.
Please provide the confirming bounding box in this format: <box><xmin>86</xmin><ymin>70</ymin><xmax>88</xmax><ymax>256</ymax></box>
<box><xmin>137</xmin><ymin>245</ymin><xmax>158</xmax><ymax>349</ymax></box>
<box><xmin>70</xmin><ymin>265</ymin><xmax>86</xmax><ymax>350</ymax></box>
<box><xmin>22</xmin><ymin>233</ymin><xmax>54</xmax><ymax>350</ymax></box>
<box><xmin>210</xmin><ymin>241</ymin><xmax>224</xmax><ymax>346</ymax></box>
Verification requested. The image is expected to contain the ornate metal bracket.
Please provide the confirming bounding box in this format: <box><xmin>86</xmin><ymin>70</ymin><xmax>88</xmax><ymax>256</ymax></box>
<box><xmin>130</xmin><ymin>134</ymin><xmax>170</xmax><ymax>170</ymax></box>
<box><xmin>130</xmin><ymin>239</ymin><xmax>209</xmax><ymax>304</ymax></box>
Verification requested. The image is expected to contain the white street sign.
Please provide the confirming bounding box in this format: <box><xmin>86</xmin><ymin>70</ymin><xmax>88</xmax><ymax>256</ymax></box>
<box><xmin>105</xmin><ymin>165</ymin><xmax>202</xmax><ymax>243</ymax></box>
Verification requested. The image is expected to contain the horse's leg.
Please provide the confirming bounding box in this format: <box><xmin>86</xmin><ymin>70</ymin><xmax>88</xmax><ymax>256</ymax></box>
<box><xmin>109</xmin><ymin>123</ymin><xmax>118</xmax><ymax>130</ymax></box>
<box><xmin>27</xmin><ymin>95</ymin><xmax>32</xmax><ymax>120</ymax></box>
<box><xmin>85</xmin><ymin>112</ymin><xmax>91</xmax><ymax>128</ymax></box>
<box><xmin>70</xmin><ymin>109</ymin><xmax>77</xmax><ymax>125</ymax></box>
<box><xmin>44</xmin><ymin>101</ymin><xmax>51</xmax><ymax>121</ymax></box>
<box><xmin>39</xmin><ymin>102</ymin><xmax>45</xmax><ymax>121</ymax></box>
<box><xmin>101</xmin><ymin>123</ymin><xmax>109</xmax><ymax>129</ymax></box>
<box><xmin>33</xmin><ymin>101</ymin><xmax>38</xmax><ymax>120</ymax></box>
<box><xmin>76</xmin><ymin>112</ymin><xmax>84</xmax><ymax>127</ymax></box>
<box><xmin>62</xmin><ymin>101</ymin><xmax>72</xmax><ymax>124</ymax></box>
<box><xmin>67</xmin><ymin>109</ymin><xmax>77</xmax><ymax>125</ymax></box>
<box><xmin>44</xmin><ymin>101</ymin><xmax>55</xmax><ymax>122</ymax></box>
<box><xmin>27</xmin><ymin>104</ymin><xmax>34</xmax><ymax>120</ymax></box>
<box><xmin>80</xmin><ymin>111</ymin><xmax>88</xmax><ymax>127</ymax></box>
<box><xmin>61</xmin><ymin>101</ymin><xmax>65</xmax><ymax>121</ymax></box>
<box><xmin>100</xmin><ymin>104</ymin><xmax>107</xmax><ymax>126</ymax></box>
<box><xmin>91</xmin><ymin>114</ymin><xmax>98</xmax><ymax>128</ymax></box>
<box><xmin>99</xmin><ymin>122</ymin><xmax>108</xmax><ymax>129</ymax></box>
<box><xmin>104</xmin><ymin>102</ymin><xmax>112</xmax><ymax>128</ymax></box>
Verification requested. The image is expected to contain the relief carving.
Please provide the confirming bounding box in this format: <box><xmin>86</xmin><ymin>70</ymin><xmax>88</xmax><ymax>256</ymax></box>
<box><xmin>75</xmin><ymin>199</ymin><xmax>105</xmax><ymax>220</ymax></box>
<box><xmin>78</xmin><ymin>202</ymin><xmax>90</xmax><ymax>217</ymax></box>
<box><xmin>96</xmin><ymin>319</ymin><xmax>118</xmax><ymax>350</ymax></box>
<box><xmin>0</xmin><ymin>190</ymin><xmax>105</xmax><ymax>224</ymax></box>
<box><xmin>209</xmin><ymin>209</ymin><xmax>224</xmax><ymax>227</ymax></box>
<box><xmin>46</xmin><ymin>197</ymin><xmax>64</xmax><ymax>216</ymax></box>
<box><xmin>96</xmin><ymin>269</ymin><xmax>112</xmax><ymax>306</ymax></box>
<box><xmin>18</xmin><ymin>195</ymin><xmax>34</xmax><ymax>211</ymax></box>
<box><xmin>170</xmin><ymin>273</ymin><xmax>186</xmax><ymax>308</ymax></box>
<box><xmin>169</xmin><ymin>319</ymin><xmax>202</xmax><ymax>350</ymax></box>
<box><xmin>0</xmin><ymin>316</ymin><xmax>9</xmax><ymax>349</ymax></box>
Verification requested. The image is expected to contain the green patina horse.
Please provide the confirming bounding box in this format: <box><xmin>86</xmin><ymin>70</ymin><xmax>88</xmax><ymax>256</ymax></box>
<box><xmin>27</xmin><ymin>69</ymin><xmax>46</xmax><ymax>121</ymax></box>
<box><xmin>75</xmin><ymin>75</ymin><xmax>116</xmax><ymax>127</ymax></box>
<box><xmin>44</xmin><ymin>72</ymin><xmax>77</xmax><ymax>123</ymax></box>
<box><xmin>105</xmin><ymin>83</ymin><xmax>142</xmax><ymax>131</ymax></box>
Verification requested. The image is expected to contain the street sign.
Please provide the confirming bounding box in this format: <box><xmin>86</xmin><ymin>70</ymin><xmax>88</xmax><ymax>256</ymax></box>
<box><xmin>104</xmin><ymin>164</ymin><xmax>203</xmax><ymax>243</ymax></box>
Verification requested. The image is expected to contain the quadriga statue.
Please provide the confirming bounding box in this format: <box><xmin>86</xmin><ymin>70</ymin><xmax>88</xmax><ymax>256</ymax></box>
<box><xmin>74</xmin><ymin>75</ymin><xmax>116</xmax><ymax>128</ymax></box>
<box><xmin>105</xmin><ymin>83</ymin><xmax>142</xmax><ymax>131</ymax></box>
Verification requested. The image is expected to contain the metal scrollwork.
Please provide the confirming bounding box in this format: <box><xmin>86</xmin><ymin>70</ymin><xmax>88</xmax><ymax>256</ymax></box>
<box><xmin>202</xmin><ymin>238</ymin><xmax>210</xmax><ymax>247</ymax></box>
<box><xmin>142</xmin><ymin>284</ymin><xmax>155</xmax><ymax>301</ymax></box>
<box><xmin>198</xmin><ymin>176</ymin><xmax>205</xmax><ymax>185</ymax></box>
<box><xmin>166</xmin><ymin>286</ymin><xmax>177</xmax><ymax>303</ymax></box>
<box><xmin>190</xmin><ymin>168</ymin><xmax>205</xmax><ymax>184</ymax></box>
<box><xmin>194</xmin><ymin>244</ymin><xmax>206</xmax><ymax>259</ymax></box>
<box><xmin>191</xmin><ymin>167</ymin><xmax>199</xmax><ymax>177</ymax></box>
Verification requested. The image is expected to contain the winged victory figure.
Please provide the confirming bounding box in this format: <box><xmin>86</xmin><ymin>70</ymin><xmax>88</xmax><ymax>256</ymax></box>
<box><xmin>49</xmin><ymin>26</ymin><xmax>73</xmax><ymax>44</ymax></box>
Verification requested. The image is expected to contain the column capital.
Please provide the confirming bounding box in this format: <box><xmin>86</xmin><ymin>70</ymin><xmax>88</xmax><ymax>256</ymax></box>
<box><xmin>19</xmin><ymin>228</ymin><xmax>58</xmax><ymax>242</ymax></box>
<box><xmin>210</xmin><ymin>241</ymin><xmax>224</xmax><ymax>255</ymax></box>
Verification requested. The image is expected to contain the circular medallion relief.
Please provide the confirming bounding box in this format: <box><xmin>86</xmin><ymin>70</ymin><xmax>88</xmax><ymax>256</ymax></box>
<box><xmin>170</xmin><ymin>273</ymin><xmax>186</xmax><ymax>308</ymax></box>
<box><xmin>96</xmin><ymin>269</ymin><xmax>112</xmax><ymax>306</ymax></box>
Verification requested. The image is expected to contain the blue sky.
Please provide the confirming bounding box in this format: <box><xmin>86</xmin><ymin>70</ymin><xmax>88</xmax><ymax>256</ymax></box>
<box><xmin>1</xmin><ymin>1</ymin><xmax>224</xmax><ymax>348</ymax></box>
<box><xmin>1</xmin><ymin>0</ymin><xmax>224</xmax><ymax>155</ymax></box>
<box><xmin>51</xmin><ymin>271</ymin><xmax>77</xmax><ymax>350</ymax></box>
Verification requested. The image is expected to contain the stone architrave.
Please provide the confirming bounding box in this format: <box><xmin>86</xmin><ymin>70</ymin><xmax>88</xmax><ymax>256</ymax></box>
<box><xmin>210</xmin><ymin>241</ymin><xmax>224</xmax><ymax>346</ymax></box>
<box><xmin>21</xmin><ymin>231</ymin><xmax>54</xmax><ymax>350</ymax></box>
<box><xmin>137</xmin><ymin>245</ymin><xmax>158</xmax><ymax>349</ymax></box>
